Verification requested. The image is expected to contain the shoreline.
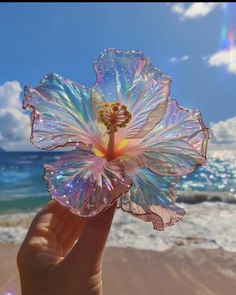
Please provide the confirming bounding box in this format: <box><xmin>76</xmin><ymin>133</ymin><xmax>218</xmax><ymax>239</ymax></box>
<box><xmin>1</xmin><ymin>244</ymin><xmax>236</xmax><ymax>295</ymax></box>
<box><xmin>0</xmin><ymin>202</ymin><xmax>236</xmax><ymax>252</ymax></box>
<box><xmin>0</xmin><ymin>189</ymin><xmax>236</xmax><ymax>216</ymax></box>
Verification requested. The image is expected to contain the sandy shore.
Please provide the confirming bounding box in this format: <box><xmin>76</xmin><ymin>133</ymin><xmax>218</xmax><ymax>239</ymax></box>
<box><xmin>1</xmin><ymin>244</ymin><xmax>236</xmax><ymax>295</ymax></box>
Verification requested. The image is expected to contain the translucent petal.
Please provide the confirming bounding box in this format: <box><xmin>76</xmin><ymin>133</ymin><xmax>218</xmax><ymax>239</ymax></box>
<box><xmin>139</xmin><ymin>99</ymin><xmax>211</xmax><ymax>176</ymax></box>
<box><xmin>117</xmin><ymin>167</ymin><xmax>185</xmax><ymax>230</ymax></box>
<box><xmin>23</xmin><ymin>73</ymin><xmax>101</xmax><ymax>150</ymax></box>
<box><xmin>92</xmin><ymin>48</ymin><xmax>171</xmax><ymax>138</ymax></box>
<box><xmin>44</xmin><ymin>148</ymin><xmax>131</xmax><ymax>217</ymax></box>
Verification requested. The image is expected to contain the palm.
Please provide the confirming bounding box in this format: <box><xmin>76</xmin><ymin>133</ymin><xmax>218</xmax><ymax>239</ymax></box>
<box><xmin>17</xmin><ymin>181</ymin><xmax>129</xmax><ymax>295</ymax></box>
<box><xmin>17</xmin><ymin>200</ymin><xmax>116</xmax><ymax>295</ymax></box>
<box><xmin>25</xmin><ymin>201</ymin><xmax>86</xmax><ymax>267</ymax></box>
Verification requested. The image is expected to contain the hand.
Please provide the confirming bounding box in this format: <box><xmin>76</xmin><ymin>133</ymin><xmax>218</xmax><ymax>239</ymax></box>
<box><xmin>17</xmin><ymin>199</ymin><xmax>116</xmax><ymax>295</ymax></box>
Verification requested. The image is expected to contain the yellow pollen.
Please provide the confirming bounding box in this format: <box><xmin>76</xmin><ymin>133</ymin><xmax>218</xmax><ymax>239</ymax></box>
<box><xmin>98</xmin><ymin>101</ymin><xmax>132</xmax><ymax>133</ymax></box>
<box><xmin>112</xmin><ymin>106</ymin><xmax>119</xmax><ymax>112</ymax></box>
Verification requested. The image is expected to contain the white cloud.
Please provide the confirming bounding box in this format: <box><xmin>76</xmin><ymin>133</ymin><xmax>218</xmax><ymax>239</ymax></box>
<box><xmin>207</xmin><ymin>47</ymin><xmax>236</xmax><ymax>74</ymax></box>
<box><xmin>0</xmin><ymin>81</ymin><xmax>33</xmax><ymax>151</ymax></box>
<box><xmin>169</xmin><ymin>57</ymin><xmax>177</xmax><ymax>63</ymax></box>
<box><xmin>171</xmin><ymin>3</ymin><xmax>224</xmax><ymax>20</ymax></box>
<box><xmin>180</xmin><ymin>55</ymin><xmax>189</xmax><ymax>61</ymax></box>
<box><xmin>0</xmin><ymin>81</ymin><xmax>21</xmax><ymax>108</ymax></box>
<box><xmin>169</xmin><ymin>54</ymin><xmax>189</xmax><ymax>63</ymax></box>
<box><xmin>209</xmin><ymin>116</ymin><xmax>236</xmax><ymax>150</ymax></box>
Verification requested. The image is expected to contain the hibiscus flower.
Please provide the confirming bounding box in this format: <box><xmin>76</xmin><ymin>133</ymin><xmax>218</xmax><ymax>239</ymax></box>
<box><xmin>23</xmin><ymin>49</ymin><xmax>211</xmax><ymax>230</ymax></box>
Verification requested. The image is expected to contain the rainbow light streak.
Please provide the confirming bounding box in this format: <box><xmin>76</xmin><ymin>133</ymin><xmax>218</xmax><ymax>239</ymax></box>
<box><xmin>229</xmin><ymin>30</ymin><xmax>234</xmax><ymax>48</ymax></box>
<box><xmin>228</xmin><ymin>29</ymin><xmax>235</xmax><ymax>62</ymax></box>
<box><xmin>220</xmin><ymin>26</ymin><xmax>228</xmax><ymax>49</ymax></box>
<box><xmin>220</xmin><ymin>3</ymin><xmax>235</xmax><ymax>63</ymax></box>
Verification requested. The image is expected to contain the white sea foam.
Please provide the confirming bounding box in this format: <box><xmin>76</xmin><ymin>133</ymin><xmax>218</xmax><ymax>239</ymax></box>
<box><xmin>0</xmin><ymin>226</ymin><xmax>27</xmax><ymax>243</ymax></box>
<box><xmin>0</xmin><ymin>203</ymin><xmax>236</xmax><ymax>252</ymax></box>
<box><xmin>107</xmin><ymin>202</ymin><xmax>236</xmax><ymax>252</ymax></box>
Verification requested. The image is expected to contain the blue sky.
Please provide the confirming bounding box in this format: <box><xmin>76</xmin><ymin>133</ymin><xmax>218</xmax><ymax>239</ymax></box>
<box><xmin>0</xmin><ymin>3</ymin><xmax>236</xmax><ymax>150</ymax></box>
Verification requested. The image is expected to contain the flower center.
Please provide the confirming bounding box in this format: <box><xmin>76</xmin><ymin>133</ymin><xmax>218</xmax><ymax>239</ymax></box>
<box><xmin>98</xmin><ymin>101</ymin><xmax>131</xmax><ymax>160</ymax></box>
<box><xmin>98</xmin><ymin>101</ymin><xmax>132</xmax><ymax>134</ymax></box>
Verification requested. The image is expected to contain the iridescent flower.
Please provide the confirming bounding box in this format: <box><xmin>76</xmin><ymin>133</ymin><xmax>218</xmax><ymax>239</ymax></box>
<box><xmin>23</xmin><ymin>49</ymin><xmax>211</xmax><ymax>230</ymax></box>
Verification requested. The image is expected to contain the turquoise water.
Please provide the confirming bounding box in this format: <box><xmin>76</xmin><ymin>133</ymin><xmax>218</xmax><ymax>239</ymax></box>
<box><xmin>0</xmin><ymin>151</ymin><xmax>59</xmax><ymax>213</ymax></box>
<box><xmin>0</xmin><ymin>151</ymin><xmax>236</xmax><ymax>214</ymax></box>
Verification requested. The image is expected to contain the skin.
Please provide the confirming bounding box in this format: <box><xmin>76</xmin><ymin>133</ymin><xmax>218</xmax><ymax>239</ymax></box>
<box><xmin>17</xmin><ymin>198</ymin><xmax>118</xmax><ymax>295</ymax></box>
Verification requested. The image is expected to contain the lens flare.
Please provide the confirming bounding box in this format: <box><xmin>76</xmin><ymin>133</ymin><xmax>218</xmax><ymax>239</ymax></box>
<box><xmin>220</xmin><ymin>2</ymin><xmax>235</xmax><ymax>62</ymax></box>
<box><xmin>220</xmin><ymin>26</ymin><xmax>228</xmax><ymax>49</ymax></box>
<box><xmin>220</xmin><ymin>22</ymin><xmax>235</xmax><ymax>67</ymax></box>
<box><xmin>228</xmin><ymin>29</ymin><xmax>235</xmax><ymax>62</ymax></box>
<box><xmin>229</xmin><ymin>30</ymin><xmax>234</xmax><ymax>48</ymax></box>
<box><xmin>220</xmin><ymin>27</ymin><xmax>235</xmax><ymax>50</ymax></box>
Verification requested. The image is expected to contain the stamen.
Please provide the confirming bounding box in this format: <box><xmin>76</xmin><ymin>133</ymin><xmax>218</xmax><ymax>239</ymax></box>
<box><xmin>97</xmin><ymin>101</ymin><xmax>132</xmax><ymax>160</ymax></box>
<box><xmin>98</xmin><ymin>101</ymin><xmax>132</xmax><ymax>134</ymax></box>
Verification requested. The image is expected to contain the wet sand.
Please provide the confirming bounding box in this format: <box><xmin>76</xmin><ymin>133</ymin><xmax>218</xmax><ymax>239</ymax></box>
<box><xmin>1</xmin><ymin>244</ymin><xmax>236</xmax><ymax>295</ymax></box>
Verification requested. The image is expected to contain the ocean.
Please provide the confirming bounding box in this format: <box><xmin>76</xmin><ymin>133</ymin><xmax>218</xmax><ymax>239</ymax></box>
<box><xmin>0</xmin><ymin>150</ymin><xmax>236</xmax><ymax>251</ymax></box>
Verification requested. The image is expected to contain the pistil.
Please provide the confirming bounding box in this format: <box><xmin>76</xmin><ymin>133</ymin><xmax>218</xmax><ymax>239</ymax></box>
<box><xmin>98</xmin><ymin>101</ymin><xmax>131</xmax><ymax>160</ymax></box>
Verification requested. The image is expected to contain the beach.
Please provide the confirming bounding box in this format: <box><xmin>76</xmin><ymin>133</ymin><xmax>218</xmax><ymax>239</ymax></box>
<box><xmin>1</xmin><ymin>202</ymin><xmax>236</xmax><ymax>294</ymax></box>
<box><xmin>1</xmin><ymin>244</ymin><xmax>236</xmax><ymax>295</ymax></box>
<box><xmin>1</xmin><ymin>0</ymin><xmax>236</xmax><ymax>293</ymax></box>
<box><xmin>1</xmin><ymin>151</ymin><xmax>236</xmax><ymax>294</ymax></box>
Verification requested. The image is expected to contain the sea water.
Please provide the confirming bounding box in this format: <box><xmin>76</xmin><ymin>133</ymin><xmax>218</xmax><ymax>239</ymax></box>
<box><xmin>0</xmin><ymin>150</ymin><xmax>236</xmax><ymax>251</ymax></box>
